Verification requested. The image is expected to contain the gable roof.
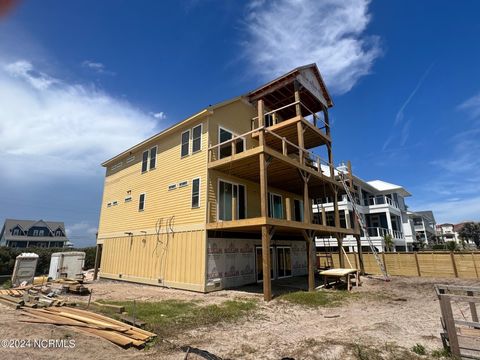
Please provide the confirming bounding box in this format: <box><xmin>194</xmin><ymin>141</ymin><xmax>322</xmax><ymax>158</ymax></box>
<box><xmin>1</xmin><ymin>219</ymin><xmax>68</xmax><ymax>239</ymax></box>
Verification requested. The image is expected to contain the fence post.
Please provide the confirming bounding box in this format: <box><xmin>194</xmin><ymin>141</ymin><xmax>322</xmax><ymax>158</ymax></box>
<box><xmin>382</xmin><ymin>253</ymin><xmax>388</xmax><ymax>275</ymax></box>
<box><xmin>450</xmin><ymin>252</ymin><xmax>458</xmax><ymax>278</ymax></box>
<box><xmin>472</xmin><ymin>252</ymin><xmax>479</xmax><ymax>279</ymax></box>
<box><xmin>414</xmin><ymin>252</ymin><xmax>421</xmax><ymax>277</ymax></box>
<box><xmin>440</xmin><ymin>295</ymin><xmax>460</xmax><ymax>357</ymax></box>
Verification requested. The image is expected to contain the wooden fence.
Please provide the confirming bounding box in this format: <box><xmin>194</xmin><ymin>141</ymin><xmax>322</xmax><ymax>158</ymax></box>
<box><xmin>317</xmin><ymin>251</ymin><xmax>480</xmax><ymax>279</ymax></box>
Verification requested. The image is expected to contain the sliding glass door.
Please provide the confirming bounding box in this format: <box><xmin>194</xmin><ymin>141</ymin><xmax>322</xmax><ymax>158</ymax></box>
<box><xmin>218</xmin><ymin>180</ymin><xmax>246</xmax><ymax>221</ymax></box>
<box><xmin>276</xmin><ymin>247</ymin><xmax>292</xmax><ymax>278</ymax></box>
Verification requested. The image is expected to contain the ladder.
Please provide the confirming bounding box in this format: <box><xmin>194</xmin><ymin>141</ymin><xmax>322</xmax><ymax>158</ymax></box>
<box><xmin>336</xmin><ymin>168</ymin><xmax>389</xmax><ymax>281</ymax></box>
<box><xmin>314</xmin><ymin>198</ymin><xmax>334</xmax><ymax>268</ymax></box>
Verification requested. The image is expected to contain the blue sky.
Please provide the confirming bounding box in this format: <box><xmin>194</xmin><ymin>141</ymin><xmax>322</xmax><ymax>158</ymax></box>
<box><xmin>1</xmin><ymin>0</ymin><xmax>479</xmax><ymax>247</ymax></box>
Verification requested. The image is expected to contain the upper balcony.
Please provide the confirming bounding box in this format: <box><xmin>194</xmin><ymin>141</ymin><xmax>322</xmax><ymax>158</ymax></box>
<box><xmin>363</xmin><ymin>195</ymin><xmax>400</xmax><ymax>210</ymax></box>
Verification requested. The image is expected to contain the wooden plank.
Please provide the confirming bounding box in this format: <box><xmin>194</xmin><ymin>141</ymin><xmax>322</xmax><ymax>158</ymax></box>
<box><xmin>451</xmin><ymin>252</ymin><xmax>459</xmax><ymax>278</ymax></box>
<box><xmin>440</xmin><ymin>295</ymin><xmax>461</xmax><ymax>357</ymax></box>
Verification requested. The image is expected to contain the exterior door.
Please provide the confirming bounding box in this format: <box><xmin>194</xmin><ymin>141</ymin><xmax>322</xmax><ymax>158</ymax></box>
<box><xmin>218</xmin><ymin>180</ymin><xmax>246</xmax><ymax>221</ymax></box>
<box><xmin>276</xmin><ymin>247</ymin><xmax>292</xmax><ymax>278</ymax></box>
<box><xmin>255</xmin><ymin>247</ymin><xmax>274</xmax><ymax>282</ymax></box>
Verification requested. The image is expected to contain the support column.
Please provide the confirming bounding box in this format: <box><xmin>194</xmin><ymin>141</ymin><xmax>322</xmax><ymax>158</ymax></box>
<box><xmin>297</xmin><ymin>122</ymin><xmax>305</xmax><ymax>165</ymax></box>
<box><xmin>303</xmin><ymin>230</ymin><xmax>316</xmax><ymax>292</ymax></box>
<box><xmin>345</xmin><ymin>210</ymin><xmax>351</xmax><ymax>229</ymax></box>
<box><xmin>259</xmin><ymin>153</ymin><xmax>268</xmax><ymax>219</ymax></box>
<box><xmin>337</xmin><ymin>234</ymin><xmax>345</xmax><ymax>268</ymax></box>
<box><xmin>285</xmin><ymin>197</ymin><xmax>292</xmax><ymax>221</ymax></box>
<box><xmin>262</xmin><ymin>225</ymin><xmax>272</xmax><ymax>301</ymax></box>
<box><xmin>321</xmin><ymin>206</ymin><xmax>327</xmax><ymax>226</ymax></box>
<box><xmin>333</xmin><ymin>188</ymin><xmax>340</xmax><ymax>228</ymax></box>
<box><xmin>303</xmin><ymin>174</ymin><xmax>310</xmax><ymax>224</ymax></box>
<box><xmin>258</xmin><ymin>99</ymin><xmax>265</xmax><ymax>145</ymax></box>
<box><xmin>355</xmin><ymin>235</ymin><xmax>365</xmax><ymax>274</ymax></box>
<box><xmin>93</xmin><ymin>244</ymin><xmax>102</xmax><ymax>280</ymax></box>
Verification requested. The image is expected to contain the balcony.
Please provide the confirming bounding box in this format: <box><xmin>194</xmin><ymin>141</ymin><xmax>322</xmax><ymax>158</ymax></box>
<box><xmin>250</xmin><ymin>101</ymin><xmax>331</xmax><ymax>150</ymax></box>
<box><xmin>363</xmin><ymin>195</ymin><xmax>400</xmax><ymax>209</ymax></box>
<box><xmin>362</xmin><ymin>227</ymin><xmax>404</xmax><ymax>240</ymax></box>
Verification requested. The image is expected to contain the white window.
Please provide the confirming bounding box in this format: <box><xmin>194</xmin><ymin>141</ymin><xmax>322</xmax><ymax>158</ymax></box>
<box><xmin>192</xmin><ymin>124</ymin><xmax>202</xmax><ymax>153</ymax></box>
<box><xmin>192</xmin><ymin>178</ymin><xmax>200</xmax><ymax>208</ymax></box>
<box><xmin>179</xmin><ymin>181</ymin><xmax>188</xmax><ymax>188</ymax></box>
<box><xmin>268</xmin><ymin>193</ymin><xmax>283</xmax><ymax>219</ymax></box>
<box><xmin>149</xmin><ymin>146</ymin><xmax>157</xmax><ymax>169</ymax></box>
<box><xmin>139</xmin><ymin>193</ymin><xmax>146</xmax><ymax>211</ymax></box>
<box><xmin>13</xmin><ymin>228</ymin><xmax>19</xmax><ymax>235</ymax></box>
<box><xmin>141</xmin><ymin>150</ymin><xmax>149</xmax><ymax>172</ymax></box>
<box><xmin>218</xmin><ymin>127</ymin><xmax>245</xmax><ymax>159</ymax></box>
<box><xmin>33</xmin><ymin>229</ymin><xmax>39</xmax><ymax>236</ymax></box>
<box><xmin>181</xmin><ymin>130</ymin><xmax>190</xmax><ymax>157</ymax></box>
<box><xmin>39</xmin><ymin>230</ymin><xmax>45</xmax><ymax>236</ymax></box>
<box><xmin>55</xmin><ymin>230</ymin><xmax>62</xmax><ymax>236</ymax></box>
<box><xmin>168</xmin><ymin>184</ymin><xmax>177</xmax><ymax>191</ymax></box>
<box><xmin>125</xmin><ymin>196</ymin><xmax>132</xmax><ymax>203</ymax></box>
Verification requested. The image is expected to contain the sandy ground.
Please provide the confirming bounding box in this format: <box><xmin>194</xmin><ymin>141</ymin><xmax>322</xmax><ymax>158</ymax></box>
<box><xmin>0</xmin><ymin>275</ymin><xmax>478</xmax><ymax>359</ymax></box>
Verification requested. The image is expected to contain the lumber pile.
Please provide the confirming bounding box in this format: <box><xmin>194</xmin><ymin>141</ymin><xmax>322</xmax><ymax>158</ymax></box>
<box><xmin>19</xmin><ymin>307</ymin><xmax>156</xmax><ymax>348</ymax></box>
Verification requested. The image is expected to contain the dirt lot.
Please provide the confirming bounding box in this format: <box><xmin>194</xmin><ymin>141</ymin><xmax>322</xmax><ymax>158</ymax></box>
<box><xmin>0</xmin><ymin>275</ymin><xmax>477</xmax><ymax>359</ymax></box>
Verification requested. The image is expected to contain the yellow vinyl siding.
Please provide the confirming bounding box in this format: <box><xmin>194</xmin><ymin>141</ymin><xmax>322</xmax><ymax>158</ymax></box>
<box><xmin>100</xmin><ymin>230</ymin><xmax>206</xmax><ymax>291</ymax></box>
<box><xmin>207</xmin><ymin>170</ymin><xmax>304</xmax><ymax>222</ymax></box>
<box><xmin>98</xmin><ymin>117</ymin><xmax>208</xmax><ymax>237</ymax></box>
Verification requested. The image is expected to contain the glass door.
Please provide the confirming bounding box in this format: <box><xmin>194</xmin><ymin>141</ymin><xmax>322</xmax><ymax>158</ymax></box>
<box><xmin>256</xmin><ymin>247</ymin><xmax>274</xmax><ymax>282</ymax></box>
<box><xmin>276</xmin><ymin>247</ymin><xmax>292</xmax><ymax>278</ymax></box>
<box><xmin>218</xmin><ymin>180</ymin><xmax>246</xmax><ymax>221</ymax></box>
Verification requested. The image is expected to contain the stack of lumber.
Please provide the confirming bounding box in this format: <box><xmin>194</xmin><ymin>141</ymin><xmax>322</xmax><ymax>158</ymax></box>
<box><xmin>19</xmin><ymin>307</ymin><xmax>156</xmax><ymax>348</ymax></box>
<box><xmin>0</xmin><ymin>294</ymin><xmax>25</xmax><ymax>309</ymax></box>
<box><xmin>55</xmin><ymin>278</ymin><xmax>90</xmax><ymax>295</ymax></box>
<box><xmin>0</xmin><ymin>288</ymin><xmax>25</xmax><ymax>297</ymax></box>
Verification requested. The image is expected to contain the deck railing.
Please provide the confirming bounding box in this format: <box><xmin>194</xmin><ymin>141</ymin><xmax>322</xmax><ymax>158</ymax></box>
<box><xmin>362</xmin><ymin>227</ymin><xmax>404</xmax><ymax>239</ymax></box>
<box><xmin>250</xmin><ymin>101</ymin><xmax>329</xmax><ymax>134</ymax></box>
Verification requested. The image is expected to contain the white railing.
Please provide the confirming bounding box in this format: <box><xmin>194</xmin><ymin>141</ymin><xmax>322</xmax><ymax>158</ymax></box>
<box><xmin>363</xmin><ymin>227</ymin><xmax>404</xmax><ymax>239</ymax></box>
<box><xmin>364</xmin><ymin>195</ymin><xmax>399</xmax><ymax>209</ymax></box>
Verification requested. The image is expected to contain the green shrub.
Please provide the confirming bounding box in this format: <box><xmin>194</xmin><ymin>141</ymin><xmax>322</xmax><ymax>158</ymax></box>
<box><xmin>411</xmin><ymin>343</ymin><xmax>426</xmax><ymax>355</ymax></box>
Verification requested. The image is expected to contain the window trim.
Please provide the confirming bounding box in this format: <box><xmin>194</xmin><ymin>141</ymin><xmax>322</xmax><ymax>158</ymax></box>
<box><xmin>168</xmin><ymin>184</ymin><xmax>177</xmax><ymax>191</ymax></box>
<box><xmin>191</xmin><ymin>123</ymin><xmax>203</xmax><ymax>153</ymax></box>
<box><xmin>179</xmin><ymin>180</ymin><xmax>188</xmax><ymax>188</ymax></box>
<box><xmin>218</xmin><ymin>126</ymin><xmax>246</xmax><ymax>159</ymax></box>
<box><xmin>268</xmin><ymin>192</ymin><xmax>283</xmax><ymax>219</ymax></box>
<box><xmin>191</xmin><ymin>177</ymin><xmax>201</xmax><ymax>209</ymax></box>
<box><xmin>138</xmin><ymin>193</ymin><xmax>146</xmax><ymax>212</ymax></box>
<box><xmin>124</xmin><ymin>196</ymin><xmax>132</xmax><ymax>203</ymax></box>
<box><xmin>141</xmin><ymin>150</ymin><xmax>149</xmax><ymax>173</ymax></box>
<box><xmin>181</xmin><ymin>129</ymin><xmax>190</xmax><ymax>158</ymax></box>
<box><xmin>149</xmin><ymin>145</ymin><xmax>157</xmax><ymax>170</ymax></box>
<box><xmin>217</xmin><ymin>178</ymin><xmax>248</xmax><ymax>221</ymax></box>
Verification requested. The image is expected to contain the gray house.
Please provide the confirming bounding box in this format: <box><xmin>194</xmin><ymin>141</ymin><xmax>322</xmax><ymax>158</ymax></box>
<box><xmin>0</xmin><ymin>219</ymin><xmax>71</xmax><ymax>248</ymax></box>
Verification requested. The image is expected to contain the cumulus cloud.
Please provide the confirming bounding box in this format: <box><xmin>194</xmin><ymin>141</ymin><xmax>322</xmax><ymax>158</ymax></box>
<box><xmin>151</xmin><ymin>111</ymin><xmax>167</xmax><ymax>120</ymax></box>
<box><xmin>243</xmin><ymin>0</ymin><xmax>381</xmax><ymax>94</ymax></box>
<box><xmin>82</xmin><ymin>60</ymin><xmax>115</xmax><ymax>75</ymax></box>
<box><xmin>0</xmin><ymin>59</ymin><xmax>158</xmax><ymax>182</ymax></box>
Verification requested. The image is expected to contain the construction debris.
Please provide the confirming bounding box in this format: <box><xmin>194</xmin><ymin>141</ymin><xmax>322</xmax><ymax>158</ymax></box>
<box><xmin>19</xmin><ymin>307</ymin><xmax>156</xmax><ymax>348</ymax></box>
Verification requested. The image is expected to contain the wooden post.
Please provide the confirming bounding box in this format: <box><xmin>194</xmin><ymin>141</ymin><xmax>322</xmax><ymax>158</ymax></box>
<box><xmin>473</xmin><ymin>252</ymin><xmax>479</xmax><ymax>279</ymax></box>
<box><xmin>414</xmin><ymin>252</ymin><xmax>421</xmax><ymax>276</ymax></box>
<box><xmin>337</xmin><ymin>234</ymin><xmax>345</xmax><ymax>268</ymax></box>
<box><xmin>297</xmin><ymin>122</ymin><xmax>304</xmax><ymax>165</ymax></box>
<box><xmin>93</xmin><ymin>244</ymin><xmax>102</xmax><ymax>280</ymax></box>
<box><xmin>440</xmin><ymin>295</ymin><xmax>460</xmax><ymax>357</ymax></box>
<box><xmin>232</xmin><ymin>193</ymin><xmax>238</xmax><ymax>221</ymax></box>
<box><xmin>355</xmin><ymin>235</ymin><xmax>365</xmax><ymax>274</ymax></box>
<box><xmin>467</xmin><ymin>290</ymin><xmax>479</xmax><ymax>322</ymax></box>
<box><xmin>258</xmin><ymin>99</ymin><xmax>265</xmax><ymax>146</ymax></box>
<box><xmin>327</xmin><ymin>144</ymin><xmax>334</xmax><ymax>179</ymax></box>
<box><xmin>382</xmin><ymin>253</ymin><xmax>388</xmax><ymax>274</ymax></box>
<box><xmin>347</xmin><ymin>160</ymin><xmax>353</xmax><ymax>190</ymax></box>
<box><xmin>333</xmin><ymin>188</ymin><xmax>340</xmax><ymax>228</ymax></box>
<box><xmin>303</xmin><ymin>174</ymin><xmax>310</xmax><ymax>224</ymax></box>
<box><xmin>294</xmin><ymin>80</ymin><xmax>301</xmax><ymax>117</ymax></box>
<box><xmin>259</xmin><ymin>153</ymin><xmax>268</xmax><ymax>218</ymax></box>
<box><xmin>303</xmin><ymin>231</ymin><xmax>316</xmax><ymax>292</ymax></box>
<box><xmin>282</xmin><ymin>138</ymin><xmax>287</xmax><ymax>155</ymax></box>
<box><xmin>450</xmin><ymin>252</ymin><xmax>458</xmax><ymax>278</ymax></box>
<box><xmin>262</xmin><ymin>225</ymin><xmax>272</xmax><ymax>301</ymax></box>
<box><xmin>285</xmin><ymin>197</ymin><xmax>292</xmax><ymax>221</ymax></box>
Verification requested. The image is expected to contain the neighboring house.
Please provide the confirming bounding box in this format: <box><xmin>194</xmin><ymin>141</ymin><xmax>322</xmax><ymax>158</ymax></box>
<box><xmin>96</xmin><ymin>64</ymin><xmax>358</xmax><ymax>300</ymax></box>
<box><xmin>315</xmin><ymin>172</ymin><xmax>413</xmax><ymax>252</ymax></box>
<box><xmin>436</xmin><ymin>222</ymin><xmax>476</xmax><ymax>247</ymax></box>
<box><xmin>0</xmin><ymin>219</ymin><xmax>71</xmax><ymax>248</ymax></box>
<box><xmin>409</xmin><ymin>210</ymin><xmax>437</xmax><ymax>246</ymax></box>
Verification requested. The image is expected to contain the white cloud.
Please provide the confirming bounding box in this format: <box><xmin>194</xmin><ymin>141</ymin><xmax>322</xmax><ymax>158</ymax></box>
<box><xmin>0</xmin><ymin>59</ymin><xmax>158</xmax><ymax>182</ymax></box>
<box><xmin>243</xmin><ymin>0</ymin><xmax>381</xmax><ymax>94</ymax></box>
<box><xmin>151</xmin><ymin>111</ymin><xmax>167</xmax><ymax>120</ymax></box>
<box><xmin>81</xmin><ymin>60</ymin><xmax>115</xmax><ymax>75</ymax></box>
<box><xmin>459</xmin><ymin>92</ymin><xmax>480</xmax><ymax>120</ymax></box>
<box><xmin>409</xmin><ymin>196</ymin><xmax>480</xmax><ymax>224</ymax></box>
<box><xmin>65</xmin><ymin>221</ymin><xmax>98</xmax><ymax>247</ymax></box>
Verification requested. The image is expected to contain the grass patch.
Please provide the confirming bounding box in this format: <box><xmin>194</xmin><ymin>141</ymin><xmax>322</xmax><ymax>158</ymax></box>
<box><xmin>278</xmin><ymin>290</ymin><xmax>357</xmax><ymax>307</ymax></box>
<box><xmin>412</xmin><ymin>343</ymin><xmax>427</xmax><ymax>356</ymax></box>
<box><xmin>96</xmin><ymin>298</ymin><xmax>257</xmax><ymax>338</ymax></box>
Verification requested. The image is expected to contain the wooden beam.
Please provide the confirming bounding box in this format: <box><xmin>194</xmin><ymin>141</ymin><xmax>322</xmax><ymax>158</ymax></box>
<box><xmin>262</xmin><ymin>225</ymin><xmax>272</xmax><ymax>301</ymax></box>
<box><xmin>303</xmin><ymin>173</ymin><xmax>310</xmax><ymax>224</ymax></box>
<box><xmin>337</xmin><ymin>233</ymin><xmax>345</xmax><ymax>268</ymax></box>
<box><xmin>302</xmin><ymin>230</ymin><xmax>316</xmax><ymax>292</ymax></box>
<box><xmin>258</xmin><ymin>99</ymin><xmax>265</xmax><ymax>146</ymax></box>
<box><xmin>259</xmin><ymin>153</ymin><xmax>268</xmax><ymax>218</ymax></box>
<box><xmin>333</xmin><ymin>187</ymin><xmax>340</xmax><ymax>228</ymax></box>
<box><xmin>355</xmin><ymin>235</ymin><xmax>365</xmax><ymax>275</ymax></box>
<box><xmin>285</xmin><ymin>197</ymin><xmax>292</xmax><ymax>221</ymax></box>
<box><xmin>93</xmin><ymin>244</ymin><xmax>102</xmax><ymax>280</ymax></box>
